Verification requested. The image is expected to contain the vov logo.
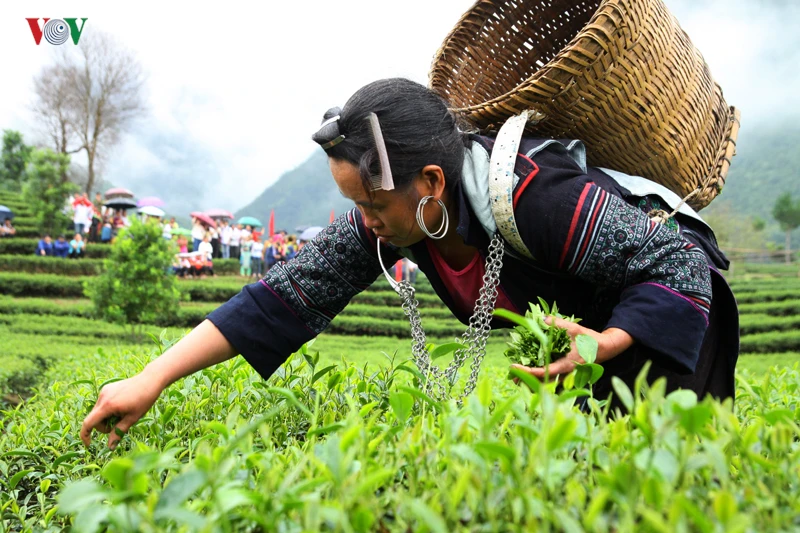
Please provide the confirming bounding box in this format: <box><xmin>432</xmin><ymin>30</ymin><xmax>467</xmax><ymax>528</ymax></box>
<box><xmin>26</xmin><ymin>18</ymin><xmax>88</xmax><ymax>45</ymax></box>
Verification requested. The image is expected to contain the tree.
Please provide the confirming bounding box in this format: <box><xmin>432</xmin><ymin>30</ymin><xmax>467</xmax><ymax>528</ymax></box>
<box><xmin>31</xmin><ymin>64</ymin><xmax>83</xmax><ymax>170</ymax></box>
<box><xmin>30</xmin><ymin>31</ymin><xmax>146</xmax><ymax>194</ymax></box>
<box><xmin>771</xmin><ymin>192</ymin><xmax>800</xmax><ymax>263</ymax></box>
<box><xmin>0</xmin><ymin>130</ymin><xmax>32</xmax><ymax>191</ymax></box>
<box><xmin>85</xmin><ymin>218</ymin><xmax>182</xmax><ymax>340</ymax></box>
<box><xmin>23</xmin><ymin>148</ymin><xmax>78</xmax><ymax>235</ymax></box>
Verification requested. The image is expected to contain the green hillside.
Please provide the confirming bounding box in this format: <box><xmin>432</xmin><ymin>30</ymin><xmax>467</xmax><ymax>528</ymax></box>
<box><xmin>704</xmin><ymin>120</ymin><xmax>800</xmax><ymax>219</ymax></box>
<box><xmin>234</xmin><ymin>150</ymin><xmax>353</xmax><ymax>231</ymax></box>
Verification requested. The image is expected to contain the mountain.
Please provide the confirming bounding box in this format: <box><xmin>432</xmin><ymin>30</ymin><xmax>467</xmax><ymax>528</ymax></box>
<box><xmin>234</xmin><ymin>150</ymin><xmax>353</xmax><ymax>232</ymax></box>
<box><xmin>237</xmin><ymin>120</ymin><xmax>800</xmax><ymax>245</ymax></box>
<box><xmin>702</xmin><ymin>120</ymin><xmax>800</xmax><ymax>221</ymax></box>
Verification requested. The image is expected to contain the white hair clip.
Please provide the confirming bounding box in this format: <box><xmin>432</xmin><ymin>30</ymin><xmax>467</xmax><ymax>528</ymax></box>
<box><xmin>366</xmin><ymin>112</ymin><xmax>395</xmax><ymax>191</ymax></box>
<box><xmin>317</xmin><ymin>114</ymin><xmax>345</xmax><ymax>150</ymax></box>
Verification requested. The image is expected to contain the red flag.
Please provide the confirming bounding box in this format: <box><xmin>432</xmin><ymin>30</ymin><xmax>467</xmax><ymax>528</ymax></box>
<box><xmin>330</xmin><ymin>209</ymin><xmax>335</xmax><ymax>224</ymax></box>
<box><xmin>395</xmin><ymin>260</ymin><xmax>403</xmax><ymax>282</ymax></box>
<box><xmin>268</xmin><ymin>210</ymin><xmax>275</xmax><ymax>237</ymax></box>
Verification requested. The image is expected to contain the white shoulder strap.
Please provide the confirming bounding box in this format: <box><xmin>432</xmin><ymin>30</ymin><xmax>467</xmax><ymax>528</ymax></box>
<box><xmin>488</xmin><ymin>111</ymin><xmax>535</xmax><ymax>260</ymax></box>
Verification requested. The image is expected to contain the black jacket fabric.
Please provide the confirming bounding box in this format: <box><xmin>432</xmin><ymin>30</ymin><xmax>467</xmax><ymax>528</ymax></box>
<box><xmin>207</xmin><ymin>135</ymin><xmax>739</xmax><ymax>399</ymax></box>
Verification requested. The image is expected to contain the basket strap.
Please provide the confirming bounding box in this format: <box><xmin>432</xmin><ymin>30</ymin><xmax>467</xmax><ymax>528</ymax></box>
<box><xmin>488</xmin><ymin>111</ymin><xmax>535</xmax><ymax>261</ymax></box>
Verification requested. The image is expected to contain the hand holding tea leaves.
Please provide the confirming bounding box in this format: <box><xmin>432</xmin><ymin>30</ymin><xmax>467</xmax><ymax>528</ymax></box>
<box><xmin>496</xmin><ymin>299</ymin><xmax>634</xmax><ymax>387</ymax></box>
<box><xmin>80</xmin><ymin>372</ymin><xmax>163</xmax><ymax>450</ymax></box>
<box><xmin>500</xmin><ymin>299</ymin><xmax>575</xmax><ymax>368</ymax></box>
<box><xmin>511</xmin><ymin>316</ymin><xmax>632</xmax><ymax>379</ymax></box>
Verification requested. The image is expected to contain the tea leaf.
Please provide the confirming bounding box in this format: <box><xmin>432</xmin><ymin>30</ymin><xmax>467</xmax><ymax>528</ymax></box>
<box><xmin>389</xmin><ymin>392</ymin><xmax>414</xmax><ymax>424</ymax></box>
<box><xmin>156</xmin><ymin>470</ymin><xmax>205</xmax><ymax>511</ymax></box>
<box><xmin>575</xmin><ymin>334</ymin><xmax>598</xmax><ymax>364</ymax></box>
<box><xmin>430</xmin><ymin>342</ymin><xmax>466</xmax><ymax>360</ymax></box>
<box><xmin>612</xmin><ymin>377</ymin><xmax>635</xmax><ymax>412</ymax></box>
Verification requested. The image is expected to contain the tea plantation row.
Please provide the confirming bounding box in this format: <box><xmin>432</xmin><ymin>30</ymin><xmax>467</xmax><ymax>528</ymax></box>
<box><xmin>3</xmin><ymin>268</ymin><xmax>800</xmax><ymax>398</ymax></box>
<box><xmin>1</xmin><ymin>339</ymin><xmax>799</xmax><ymax>531</ymax></box>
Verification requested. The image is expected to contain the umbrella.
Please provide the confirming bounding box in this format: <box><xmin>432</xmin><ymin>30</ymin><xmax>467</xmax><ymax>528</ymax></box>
<box><xmin>191</xmin><ymin>211</ymin><xmax>217</xmax><ymax>228</ymax></box>
<box><xmin>0</xmin><ymin>206</ymin><xmax>14</xmax><ymax>223</ymax></box>
<box><xmin>139</xmin><ymin>205</ymin><xmax>165</xmax><ymax>218</ymax></box>
<box><xmin>206</xmin><ymin>208</ymin><xmax>234</xmax><ymax>219</ymax></box>
<box><xmin>295</xmin><ymin>225</ymin><xmax>310</xmax><ymax>233</ymax></box>
<box><xmin>137</xmin><ymin>196</ymin><xmax>164</xmax><ymax>208</ymax></box>
<box><xmin>237</xmin><ymin>216</ymin><xmax>263</xmax><ymax>227</ymax></box>
<box><xmin>105</xmin><ymin>187</ymin><xmax>134</xmax><ymax>198</ymax></box>
<box><xmin>104</xmin><ymin>198</ymin><xmax>138</xmax><ymax>210</ymax></box>
<box><xmin>299</xmin><ymin>226</ymin><xmax>324</xmax><ymax>241</ymax></box>
<box><xmin>173</xmin><ymin>227</ymin><xmax>192</xmax><ymax>236</ymax></box>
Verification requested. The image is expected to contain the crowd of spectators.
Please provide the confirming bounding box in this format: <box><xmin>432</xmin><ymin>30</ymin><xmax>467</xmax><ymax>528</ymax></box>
<box><xmin>6</xmin><ymin>191</ymin><xmax>316</xmax><ymax>282</ymax></box>
<box><xmin>35</xmin><ymin>233</ymin><xmax>88</xmax><ymax>259</ymax></box>
<box><xmin>186</xmin><ymin>216</ymin><xmax>300</xmax><ymax>279</ymax></box>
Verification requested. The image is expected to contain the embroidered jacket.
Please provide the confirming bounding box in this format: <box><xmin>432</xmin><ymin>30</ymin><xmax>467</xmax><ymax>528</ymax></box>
<box><xmin>207</xmin><ymin>135</ymin><xmax>739</xmax><ymax>391</ymax></box>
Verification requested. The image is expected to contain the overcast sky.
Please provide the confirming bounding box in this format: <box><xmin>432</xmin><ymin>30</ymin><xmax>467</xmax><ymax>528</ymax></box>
<box><xmin>0</xmin><ymin>0</ymin><xmax>796</xmax><ymax>213</ymax></box>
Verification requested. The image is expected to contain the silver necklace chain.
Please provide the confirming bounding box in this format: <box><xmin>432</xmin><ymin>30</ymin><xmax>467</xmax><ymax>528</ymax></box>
<box><xmin>378</xmin><ymin>236</ymin><xmax>505</xmax><ymax>402</ymax></box>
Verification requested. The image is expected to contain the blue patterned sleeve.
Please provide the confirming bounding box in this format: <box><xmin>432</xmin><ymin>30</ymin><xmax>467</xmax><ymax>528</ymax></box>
<box><xmin>206</xmin><ymin>208</ymin><xmax>398</xmax><ymax>379</ymax></box>
<box><xmin>514</xmin><ymin>158</ymin><xmax>713</xmax><ymax>372</ymax></box>
<box><xmin>558</xmin><ymin>183</ymin><xmax>712</xmax><ymax>371</ymax></box>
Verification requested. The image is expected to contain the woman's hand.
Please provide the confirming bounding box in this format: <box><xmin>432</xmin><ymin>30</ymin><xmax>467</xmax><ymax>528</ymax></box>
<box><xmin>510</xmin><ymin>316</ymin><xmax>634</xmax><ymax>383</ymax></box>
<box><xmin>80</xmin><ymin>370</ymin><xmax>164</xmax><ymax>450</ymax></box>
<box><xmin>79</xmin><ymin>320</ymin><xmax>238</xmax><ymax>450</ymax></box>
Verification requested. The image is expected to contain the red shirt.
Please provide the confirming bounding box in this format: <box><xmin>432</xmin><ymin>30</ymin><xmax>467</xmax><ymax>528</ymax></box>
<box><xmin>426</xmin><ymin>240</ymin><xmax>518</xmax><ymax>317</ymax></box>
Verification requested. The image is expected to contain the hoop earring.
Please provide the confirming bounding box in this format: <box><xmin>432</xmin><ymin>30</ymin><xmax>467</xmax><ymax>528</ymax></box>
<box><xmin>416</xmin><ymin>196</ymin><xmax>449</xmax><ymax>240</ymax></box>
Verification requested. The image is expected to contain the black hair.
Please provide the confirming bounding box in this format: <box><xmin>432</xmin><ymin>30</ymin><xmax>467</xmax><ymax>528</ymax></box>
<box><xmin>311</xmin><ymin>78</ymin><xmax>470</xmax><ymax>196</ymax></box>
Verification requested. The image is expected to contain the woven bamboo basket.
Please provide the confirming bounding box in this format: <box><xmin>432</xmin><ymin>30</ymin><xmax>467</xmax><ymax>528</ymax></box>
<box><xmin>429</xmin><ymin>0</ymin><xmax>740</xmax><ymax>210</ymax></box>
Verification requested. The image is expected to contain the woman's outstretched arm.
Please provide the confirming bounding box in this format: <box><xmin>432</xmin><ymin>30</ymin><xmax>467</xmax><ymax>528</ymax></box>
<box><xmin>80</xmin><ymin>319</ymin><xmax>236</xmax><ymax>450</ymax></box>
<box><xmin>81</xmin><ymin>209</ymin><xmax>398</xmax><ymax>449</ymax></box>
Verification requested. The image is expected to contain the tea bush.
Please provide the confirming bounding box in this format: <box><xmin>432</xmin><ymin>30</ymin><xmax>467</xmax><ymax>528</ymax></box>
<box><xmin>0</xmin><ymin>256</ymin><xmax>104</xmax><ymax>276</ymax></box>
<box><xmin>1</xmin><ymin>340</ymin><xmax>799</xmax><ymax>532</ymax></box>
<box><xmin>0</xmin><ymin>333</ymin><xmax>141</xmax><ymax>396</ymax></box>
<box><xmin>85</xmin><ymin>218</ymin><xmax>183</xmax><ymax>335</ymax></box>
<box><xmin>0</xmin><ymin>239</ymin><xmax>112</xmax><ymax>258</ymax></box>
<box><xmin>740</xmin><ymin>330</ymin><xmax>800</xmax><ymax>353</ymax></box>
<box><xmin>736</xmin><ymin>289</ymin><xmax>800</xmax><ymax>304</ymax></box>
<box><xmin>7</xmin><ymin>225</ymin><xmax>39</xmax><ymax>238</ymax></box>
<box><xmin>738</xmin><ymin>313</ymin><xmax>800</xmax><ymax>334</ymax></box>
<box><xmin>0</xmin><ymin>314</ymin><xmax>189</xmax><ymax>341</ymax></box>
<box><xmin>738</xmin><ymin>299</ymin><xmax>800</xmax><ymax>316</ymax></box>
<box><xmin>0</xmin><ymin>273</ymin><xmax>86</xmax><ymax>298</ymax></box>
<box><xmin>6</xmin><ymin>216</ymin><xmax>36</xmax><ymax>226</ymax></box>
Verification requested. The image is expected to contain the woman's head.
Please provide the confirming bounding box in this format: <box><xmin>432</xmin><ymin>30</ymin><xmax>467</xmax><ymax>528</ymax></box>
<box><xmin>312</xmin><ymin>78</ymin><xmax>468</xmax><ymax>247</ymax></box>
